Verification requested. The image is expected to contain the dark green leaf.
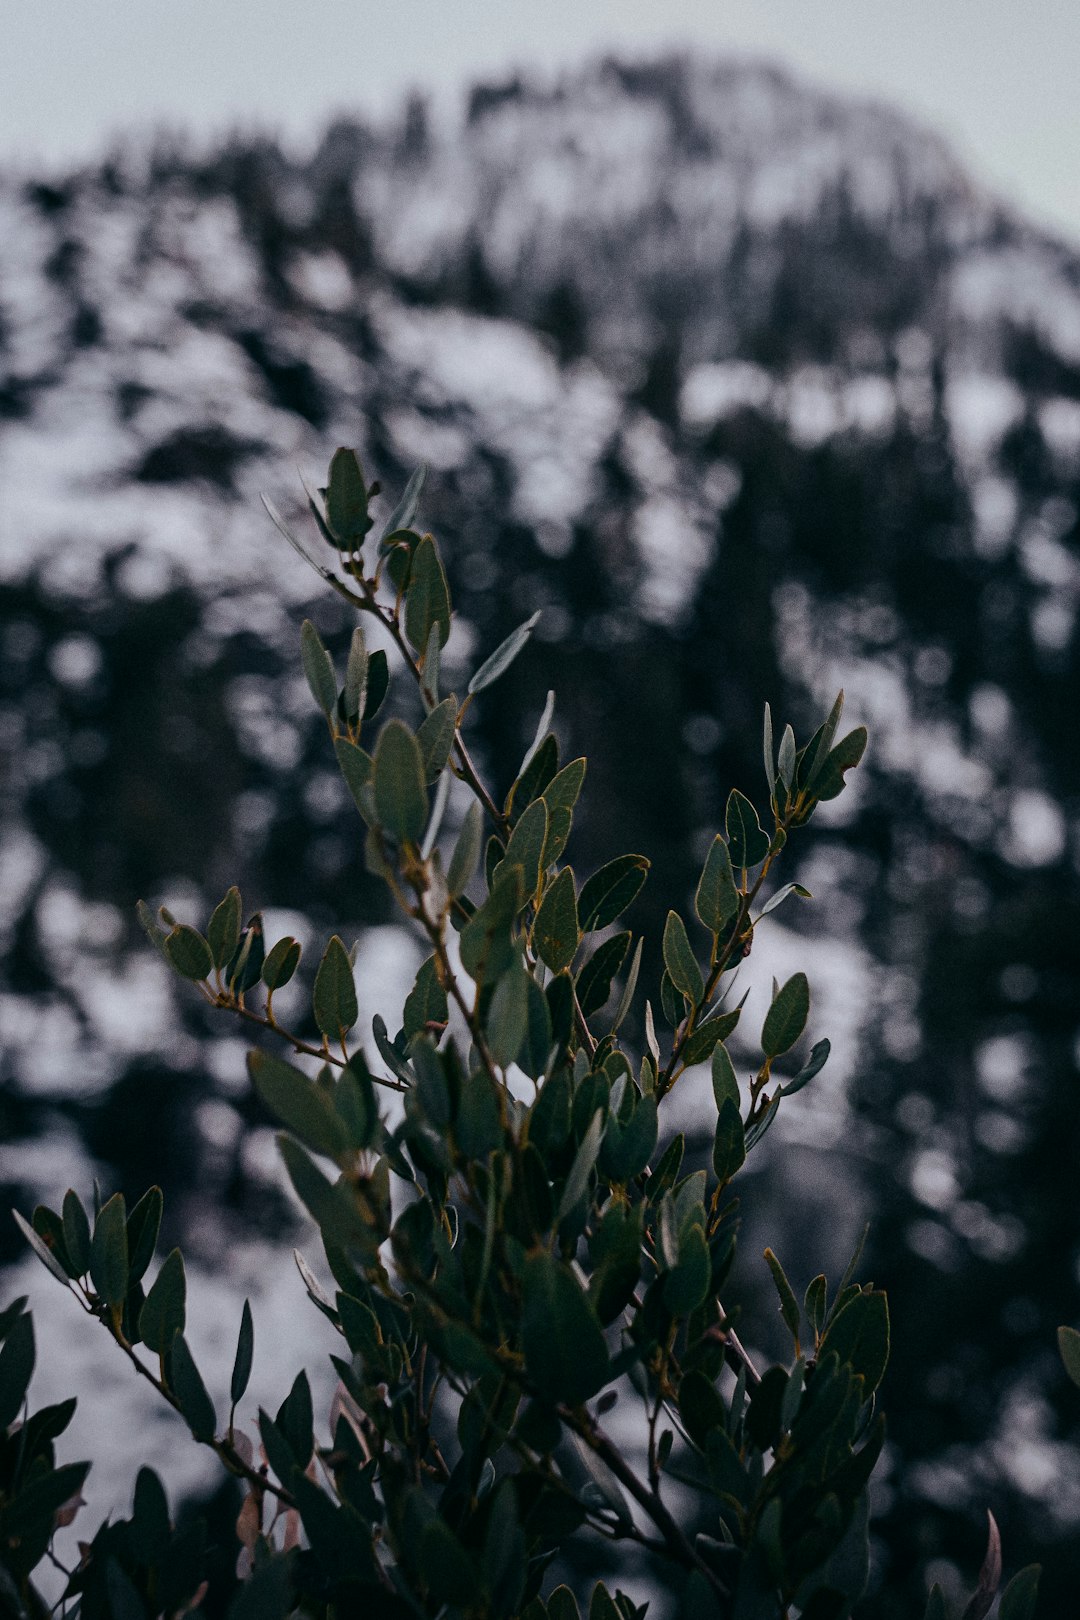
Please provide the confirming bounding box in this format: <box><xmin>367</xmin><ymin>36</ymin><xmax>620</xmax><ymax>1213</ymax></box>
<box><xmin>447</xmin><ymin>802</ymin><xmax>484</xmax><ymax>899</ymax></box>
<box><xmin>663</xmin><ymin>1224</ymin><xmax>711</xmax><ymax>1315</ymax></box>
<box><xmin>695</xmin><ymin>836</ymin><xmax>740</xmax><ymax>933</ymax></box>
<box><xmin>403</xmin><ymin>954</ymin><xmax>449</xmax><ymax>1041</ymax></box>
<box><xmin>226</xmin><ymin>914</ymin><xmax>264</xmax><ymax>994</ymax></box>
<box><xmin>405</xmin><ymin>535</ymin><xmax>452</xmax><ymax>652</ymax></box>
<box><xmin>420</xmin><ymin>1516</ymin><xmax>480</xmax><ymax>1606</ymax></box>
<box><xmin>812</xmin><ymin>727</ymin><xmax>868</xmax><ymax>802</ymax></box>
<box><xmin>164</xmin><ymin>925</ymin><xmax>213</xmax><ymax>982</ymax></box>
<box><xmin>0</xmin><ymin>1311</ymin><xmax>34</xmax><ymax>1429</ymax></box>
<box><xmin>461</xmin><ymin>867</ymin><xmax>522</xmax><ymax>986</ymax></box>
<box><xmin>725</xmin><ymin>789</ymin><xmax>770</xmax><ymax>869</ymax></box>
<box><xmin>576</xmin><ymin>932</ymin><xmax>631</xmax><ymax>1019</ymax></box>
<box><xmin>362</xmin><ymin>647</ymin><xmax>390</xmax><ymax>723</ymax></box>
<box><xmin>763</xmin><ymin>702</ymin><xmax>776</xmax><ymax>799</ymax></box>
<box><xmin>805</xmin><ymin>1274</ymin><xmax>827</xmax><ymax>1341</ymax></box>
<box><xmin>819</xmin><ymin>1289</ymin><xmax>890</xmax><ymax>1394</ymax></box>
<box><xmin>998</xmin><ymin>1566</ymin><xmax>1041</xmax><ymax>1620</ymax></box>
<box><xmin>803</xmin><ymin>690</ymin><xmax>845</xmax><ymax>790</ymax></box>
<box><xmin>762</xmin><ymin>972</ymin><xmax>810</xmax><ymax>1057</ymax></box>
<box><xmin>679</xmin><ymin>1368</ymin><xmax>726</xmax><ymax>1448</ymax></box>
<box><xmin>335</xmin><ymin>1054</ymin><xmax>378</xmax><ymax>1151</ymax></box>
<box><xmin>380</xmin><ymin>464</ymin><xmax>426</xmax><ymax>544</ymax></box>
<box><xmin>12</xmin><ymin>1208</ymin><xmax>71</xmax><ymax>1284</ymax></box>
<box><xmin>757</xmin><ymin>881</ymin><xmax>812</xmax><ymax>920</ymax></box>
<box><xmin>262</xmin><ymin>935</ymin><xmax>302</xmax><ymax>991</ymax></box>
<box><xmin>207</xmin><ymin>886</ymin><xmax>242</xmax><ymax>970</ymax></box>
<box><xmin>90</xmin><ymin>1192</ymin><xmax>129</xmax><ymax>1310</ymax></box>
<box><xmin>543</xmin><ymin>757</ymin><xmax>587</xmax><ymax>817</ymax></box>
<box><xmin>373</xmin><ymin>719</ymin><xmax>427</xmax><ymax>845</ymax></box>
<box><xmin>126</xmin><ymin>1185</ymin><xmax>162</xmax><ymax>1285</ymax></box>
<box><xmin>522</xmin><ymin>1252</ymin><xmax>609</xmax><ymax>1405</ymax></box>
<box><xmin>764</xmin><ymin>1248</ymin><xmax>801</xmax><ymax>1342</ymax></box>
<box><xmin>0</xmin><ymin>1460</ymin><xmax>90</xmax><ymax>1541</ymax></box>
<box><xmin>325</xmin><ymin>447</ymin><xmax>371</xmax><ymax>545</ymax></box>
<box><xmin>782</xmin><ymin>1038</ymin><xmax>830</xmax><ymax>1097</ymax></box>
<box><xmin>277</xmin><ymin>1136</ymin><xmax>376</xmax><ymax>1253</ymax></box>
<box><xmin>276</xmin><ymin>1369</ymin><xmax>314</xmax><ymax>1466</ymax></box>
<box><xmin>579</xmin><ymin>856</ymin><xmax>650</xmax><ymax>933</ymax></box>
<box><xmin>140</xmin><ymin>1248</ymin><xmax>186</xmax><ymax>1356</ymax></box>
<box><xmin>488</xmin><ymin>963</ymin><xmax>531</xmax><ymax>1069</ymax></box>
<box><xmin>662</xmin><ymin>911</ymin><xmax>703</xmax><ymax>1004</ymax></box>
<box><xmin>300</xmin><ymin>619</ymin><xmax>337</xmax><ymax>718</ymax></box>
<box><xmin>312</xmin><ymin>935</ymin><xmax>359</xmax><ymax>1045</ymax></box>
<box><xmin>683</xmin><ymin>1009</ymin><xmax>740</xmax><ymax>1067</ymax></box>
<box><xmin>230</xmin><ymin>1299</ymin><xmax>254</xmax><ymax>1406</ymax></box>
<box><xmin>249</xmin><ymin>1049</ymin><xmax>348</xmax><ymax>1158</ymax></box>
<box><xmin>170</xmin><ymin>1334</ymin><xmax>217</xmax><ymax>1441</ymax></box>
<box><xmin>417</xmin><ymin>696</ymin><xmax>457</xmax><ymax>782</ymax></box>
<box><xmin>498</xmin><ymin>796</ymin><xmax>549</xmax><ymax>900</ymax></box>
<box><xmin>712</xmin><ymin>1099</ymin><xmax>745</xmax><ymax>1184</ymax></box>
<box><xmin>520</xmin><ymin>975</ymin><xmax>555</xmax><ymax>1079</ymax></box>
<box><xmin>508</xmin><ymin>732</ymin><xmax>558</xmax><ymax>821</ymax></box>
<box><xmin>334</xmin><ymin>737</ymin><xmax>375</xmax><ymax>823</ymax></box>
<box><xmin>534</xmin><ymin>868</ymin><xmax>580</xmax><ymax>974</ymax></box>
<box><xmin>61</xmin><ymin>1189</ymin><xmax>91</xmax><ymax>1277</ymax></box>
<box><xmin>469</xmin><ymin>610</ymin><xmax>541</xmax><ymax>695</ymax></box>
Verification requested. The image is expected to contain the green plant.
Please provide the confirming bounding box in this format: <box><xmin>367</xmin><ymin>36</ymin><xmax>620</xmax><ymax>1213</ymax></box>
<box><xmin>3</xmin><ymin>451</ymin><xmax>1041</xmax><ymax>1618</ymax></box>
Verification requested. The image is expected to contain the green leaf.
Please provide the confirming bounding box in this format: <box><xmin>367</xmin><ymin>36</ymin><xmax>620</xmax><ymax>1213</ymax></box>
<box><xmin>682</xmin><ymin>1009</ymin><xmax>741</xmax><ymax>1067</ymax></box>
<box><xmin>695</xmin><ymin>836</ymin><xmax>739</xmax><ymax>933</ymax></box>
<box><xmin>277</xmin><ymin>1136</ymin><xmax>376</xmax><ymax>1254</ymax></box>
<box><xmin>373</xmin><ymin>719</ymin><xmax>427</xmax><ymax>844</ymax></box>
<box><xmin>140</xmin><ymin>1249</ymin><xmax>187</xmax><ymax>1356</ymax></box>
<box><xmin>664</xmin><ymin>1224</ymin><xmax>711</xmax><ymax>1315</ymax></box>
<box><xmin>542</xmin><ymin>757</ymin><xmax>587</xmax><ymax>817</ymax></box>
<box><xmin>334</xmin><ymin>737</ymin><xmax>375</xmax><ymax>823</ymax></box>
<box><xmin>497</xmin><ymin>797</ymin><xmax>549</xmax><ymax>901</ymax></box>
<box><xmin>0</xmin><ymin>1311</ymin><xmax>34</xmax><ymax>1429</ymax></box>
<box><xmin>662</xmin><ymin>911</ymin><xmax>703</xmax><ymax>1004</ymax></box>
<box><xmin>417</xmin><ymin>696</ymin><xmax>457</xmax><ymax>782</ymax></box>
<box><xmin>508</xmin><ymin>731</ymin><xmax>558</xmax><ymax>820</ymax></box>
<box><xmin>343</xmin><ymin>625</ymin><xmax>368</xmax><ymax>723</ymax></box>
<box><xmin>579</xmin><ymin>855</ymin><xmax>650</xmax><ymax>932</ymax></box>
<box><xmin>313</xmin><ymin>935</ymin><xmax>358</xmax><ymax>1044</ymax></box>
<box><xmin>207</xmin><ymin>886</ymin><xmax>242</xmax><ymax>971</ymax></box>
<box><xmin>12</xmin><ymin>1208</ymin><xmax>71</xmax><ymax>1285</ymax></box>
<box><xmin>461</xmin><ymin>867</ymin><xmax>522</xmax><ymax>986</ymax></box>
<box><xmin>403</xmin><ymin>955</ymin><xmax>449</xmax><ymax>1041</ymax></box>
<box><xmin>534</xmin><ymin>868</ymin><xmax>580</xmax><ymax>973</ymax></box>
<box><xmin>0</xmin><ymin>1460</ymin><xmax>91</xmax><ymax>1542</ymax></box>
<box><xmin>362</xmin><ymin>647</ymin><xmax>390</xmax><ymax>723</ymax></box>
<box><xmin>126</xmin><ymin>1185</ymin><xmax>163</xmax><ymax>1285</ymax></box>
<box><xmin>761</xmin><ymin>972</ymin><xmax>810</xmax><ymax>1057</ymax></box>
<box><xmin>998</xmin><ymin>1567</ymin><xmax>1041</xmax><ymax>1620</ymax></box>
<box><xmin>420</xmin><ymin>1517</ymin><xmax>480</xmax><ymax>1607</ymax></box>
<box><xmin>557</xmin><ymin>1109</ymin><xmax>605</xmax><ymax>1222</ymax></box>
<box><xmin>335</xmin><ymin>1055</ymin><xmax>378</xmax><ymax>1151</ymax></box>
<box><xmin>819</xmin><ymin>1289</ymin><xmax>890</xmax><ymax>1394</ymax></box>
<box><xmin>469</xmin><ymin>610</ymin><xmax>541</xmax><ymax>695</ymax></box>
<box><xmin>325</xmin><ymin>448</ymin><xmax>371</xmax><ymax>546</ymax></box>
<box><xmin>300</xmin><ymin>619</ymin><xmax>337</xmax><ymax>719</ymax></box>
<box><xmin>763</xmin><ymin>702</ymin><xmax>776</xmax><ymax>799</ymax></box>
<box><xmin>276</xmin><ymin>1370</ymin><xmax>314</xmax><ymax>1466</ymax></box>
<box><xmin>576</xmin><ymin>932</ymin><xmax>631</xmax><ymax>1019</ymax></box>
<box><xmin>757</xmin><ymin>882</ymin><xmax>812</xmax><ymax>920</ymax></box>
<box><xmin>262</xmin><ymin>935</ymin><xmax>302</xmax><ymax>991</ymax></box>
<box><xmin>488</xmin><ymin>963</ymin><xmax>530</xmax><ymax>1069</ymax></box>
<box><xmin>812</xmin><ymin>727</ymin><xmax>868</xmax><ymax>802</ymax></box>
<box><xmin>226</xmin><ymin>914</ymin><xmax>265</xmax><ymax>994</ymax></box>
<box><xmin>803</xmin><ymin>690</ymin><xmax>845</xmax><ymax>790</ymax></box>
<box><xmin>679</xmin><ymin>1368</ymin><xmax>726</xmax><ymax>1448</ymax></box>
<box><xmin>248</xmin><ymin>1050</ymin><xmax>348</xmax><ymax>1158</ymax></box>
<box><xmin>725</xmin><ymin>789</ymin><xmax>770</xmax><ymax>869</ymax></box>
<box><xmin>711</xmin><ymin>1043</ymin><xmax>740</xmax><ymax>1111</ymax></box>
<box><xmin>804</xmin><ymin>1275</ymin><xmax>827</xmax><ymax>1342</ymax></box>
<box><xmin>447</xmin><ymin>802</ymin><xmax>484</xmax><ymax>898</ymax></box>
<box><xmin>380</xmin><ymin>464</ymin><xmax>426</xmax><ymax>544</ymax></box>
<box><xmin>712</xmin><ymin>1099</ymin><xmax>745</xmax><ymax>1184</ymax></box>
<box><xmin>164</xmin><ymin>924</ymin><xmax>213</xmax><ymax>982</ymax></box>
<box><xmin>782</xmin><ymin>1038</ymin><xmax>830</xmax><ymax>1097</ymax></box>
<box><xmin>405</xmin><ymin>535</ymin><xmax>452</xmax><ymax>653</ymax></box>
<box><xmin>230</xmin><ymin>1299</ymin><xmax>254</xmax><ymax>1406</ymax></box>
<box><xmin>170</xmin><ymin>1334</ymin><xmax>217</xmax><ymax>1441</ymax></box>
<box><xmin>62</xmin><ymin>1189</ymin><xmax>91</xmax><ymax>1277</ymax></box>
<box><xmin>90</xmin><ymin>1192</ymin><xmax>129</xmax><ymax>1310</ymax></box>
<box><xmin>522</xmin><ymin>1252</ymin><xmax>609</xmax><ymax>1405</ymax></box>
<box><xmin>777</xmin><ymin>723</ymin><xmax>797</xmax><ymax>791</ymax></box>
<box><xmin>764</xmin><ymin>1248</ymin><xmax>801</xmax><ymax>1342</ymax></box>
<box><xmin>1058</xmin><ymin>1324</ymin><xmax>1080</xmax><ymax>1388</ymax></box>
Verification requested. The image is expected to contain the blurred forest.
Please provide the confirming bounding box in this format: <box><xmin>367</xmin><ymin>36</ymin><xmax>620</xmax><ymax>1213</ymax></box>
<box><xmin>2</xmin><ymin>54</ymin><xmax>1080</xmax><ymax>1615</ymax></box>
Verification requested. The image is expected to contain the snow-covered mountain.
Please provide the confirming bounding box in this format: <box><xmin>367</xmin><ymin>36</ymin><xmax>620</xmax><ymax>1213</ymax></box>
<box><xmin>3</xmin><ymin>54</ymin><xmax>1080</xmax><ymax>1611</ymax></box>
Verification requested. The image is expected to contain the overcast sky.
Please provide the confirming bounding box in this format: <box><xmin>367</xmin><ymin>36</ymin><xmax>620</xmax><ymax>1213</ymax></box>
<box><xmin>2</xmin><ymin>0</ymin><xmax>1077</xmax><ymax>244</ymax></box>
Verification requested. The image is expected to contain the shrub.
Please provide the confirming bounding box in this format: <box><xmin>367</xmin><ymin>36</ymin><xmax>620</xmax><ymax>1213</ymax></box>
<box><xmin>2</xmin><ymin>451</ymin><xmax>1041</xmax><ymax>1619</ymax></box>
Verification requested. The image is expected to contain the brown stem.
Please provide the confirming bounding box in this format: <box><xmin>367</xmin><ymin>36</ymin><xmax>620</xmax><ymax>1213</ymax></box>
<box><xmin>212</xmin><ymin>998</ymin><xmax>407</xmax><ymax>1092</ymax></box>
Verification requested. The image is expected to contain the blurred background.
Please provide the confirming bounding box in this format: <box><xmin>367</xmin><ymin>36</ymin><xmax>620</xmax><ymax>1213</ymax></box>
<box><xmin>2</xmin><ymin>4</ymin><xmax>1080</xmax><ymax>1614</ymax></box>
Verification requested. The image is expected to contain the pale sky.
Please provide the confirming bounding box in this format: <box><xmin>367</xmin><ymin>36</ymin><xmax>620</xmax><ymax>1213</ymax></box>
<box><xmin>2</xmin><ymin>0</ymin><xmax>1078</xmax><ymax>244</ymax></box>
